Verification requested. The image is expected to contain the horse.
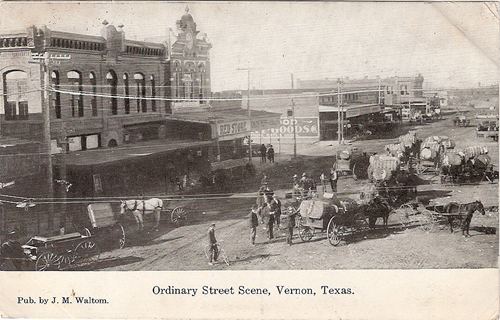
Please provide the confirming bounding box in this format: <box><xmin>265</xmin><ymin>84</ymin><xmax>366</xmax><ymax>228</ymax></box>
<box><xmin>443</xmin><ymin>200</ymin><xmax>485</xmax><ymax>236</ymax></box>
<box><xmin>361</xmin><ymin>196</ymin><xmax>392</xmax><ymax>229</ymax></box>
<box><xmin>120</xmin><ymin>198</ymin><xmax>164</xmax><ymax>231</ymax></box>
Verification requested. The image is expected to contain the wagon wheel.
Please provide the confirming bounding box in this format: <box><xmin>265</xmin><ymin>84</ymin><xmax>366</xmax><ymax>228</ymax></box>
<box><xmin>398</xmin><ymin>203</ymin><xmax>415</xmax><ymax>228</ymax></box>
<box><xmin>298</xmin><ymin>218</ymin><xmax>314</xmax><ymax>242</ymax></box>
<box><xmin>451</xmin><ymin>216</ymin><xmax>463</xmax><ymax>230</ymax></box>
<box><xmin>73</xmin><ymin>240</ymin><xmax>100</xmax><ymax>269</ymax></box>
<box><xmin>83</xmin><ymin>227</ymin><xmax>92</xmax><ymax>237</ymax></box>
<box><xmin>418</xmin><ymin>209</ymin><xmax>435</xmax><ymax>232</ymax></box>
<box><xmin>113</xmin><ymin>223</ymin><xmax>126</xmax><ymax>249</ymax></box>
<box><xmin>57</xmin><ymin>252</ymin><xmax>76</xmax><ymax>271</ymax></box>
<box><xmin>171</xmin><ymin>206</ymin><xmax>187</xmax><ymax>225</ymax></box>
<box><xmin>327</xmin><ymin>217</ymin><xmax>342</xmax><ymax>246</ymax></box>
<box><xmin>35</xmin><ymin>252</ymin><xmax>61</xmax><ymax>271</ymax></box>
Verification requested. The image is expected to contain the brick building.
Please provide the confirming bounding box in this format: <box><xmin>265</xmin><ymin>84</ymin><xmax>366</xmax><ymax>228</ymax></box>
<box><xmin>0</xmin><ymin>8</ymin><xmax>279</xmax><ymax>236</ymax></box>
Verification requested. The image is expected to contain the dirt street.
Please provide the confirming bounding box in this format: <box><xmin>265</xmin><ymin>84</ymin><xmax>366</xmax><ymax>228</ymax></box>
<box><xmin>95</xmin><ymin>116</ymin><xmax>498</xmax><ymax>271</ymax></box>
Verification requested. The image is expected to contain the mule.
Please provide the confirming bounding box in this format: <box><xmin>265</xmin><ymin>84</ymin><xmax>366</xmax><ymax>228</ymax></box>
<box><xmin>361</xmin><ymin>197</ymin><xmax>392</xmax><ymax>229</ymax></box>
<box><xmin>443</xmin><ymin>200</ymin><xmax>485</xmax><ymax>236</ymax></box>
<box><xmin>120</xmin><ymin>198</ymin><xmax>163</xmax><ymax>231</ymax></box>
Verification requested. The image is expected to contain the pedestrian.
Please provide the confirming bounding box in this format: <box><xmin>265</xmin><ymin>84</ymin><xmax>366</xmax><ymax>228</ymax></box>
<box><xmin>273</xmin><ymin>193</ymin><xmax>281</xmax><ymax>230</ymax></box>
<box><xmin>182</xmin><ymin>174</ymin><xmax>188</xmax><ymax>190</ymax></box>
<box><xmin>330</xmin><ymin>169</ymin><xmax>338</xmax><ymax>193</ymax></box>
<box><xmin>260</xmin><ymin>144</ymin><xmax>267</xmax><ymax>163</ymax></box>
<box><xmin>207</xmin><ymin>223</ymin><xmax>218</xmax><ymax>265</ymax></box>
<box><xmin>267</xmin><ymin>145</ymin><xmax>275</xmax><ymax>163</ymax></box>
<box><xmin>320</xmin><ymin>172</ymin><xmax>327</xmax><ymax>193</ymax></box>
<box><xmin>267</xmin><ymin>200</ymin><xmax>277</xmax><ymax>240</ymax></box>
<box><xmin>250</xmin><ymin>205</ymin><xmax>260</xmax><ymax>245</ymax></box>
<box><xmin>286</xmin><ymin>207</ymin><xmax>298</xmax><ymax>245</ymax></box>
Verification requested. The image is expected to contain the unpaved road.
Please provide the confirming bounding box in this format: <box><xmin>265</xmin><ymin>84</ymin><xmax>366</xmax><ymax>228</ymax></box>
<box><xmin>95</xmin><ymin>116</ymin><xmax>498</xmax><ymax>271</ymax></box>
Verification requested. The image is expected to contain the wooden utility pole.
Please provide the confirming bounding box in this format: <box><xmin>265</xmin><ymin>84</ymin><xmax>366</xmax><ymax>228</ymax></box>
<box><xmin>30</xmin><ymin>52</ymin><xmax>71</xmax><ymax>232</ymax></box>
<box><xmin>291</xmin><ymin>73</ymin><xmax>297</xmax><ymax>158</ymax></box>
<box><xmin>337</xmin><ymin>79</ymin><xmax>341</xmax><ymax>145</ymax></box>
<box><xmin>237</xmin><ymin>66</ymin><xmax>253</xmax><ymax>162</ymax></box>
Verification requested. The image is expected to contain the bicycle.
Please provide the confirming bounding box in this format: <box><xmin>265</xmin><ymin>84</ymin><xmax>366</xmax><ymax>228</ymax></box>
<box><xmin>203</xmin><ymin>240</ymin><xmax>230</xmax><ymax>266</ymax></box>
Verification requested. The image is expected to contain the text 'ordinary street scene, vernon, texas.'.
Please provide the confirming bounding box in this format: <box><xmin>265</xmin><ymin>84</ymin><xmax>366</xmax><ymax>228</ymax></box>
<box><xmin>0</xmin><ymin>2</ymin><xmax>498</xmax><ymax>271</ymax></box>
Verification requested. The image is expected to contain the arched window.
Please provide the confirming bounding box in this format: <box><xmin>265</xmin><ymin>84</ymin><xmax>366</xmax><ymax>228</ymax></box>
<box><xmin>89</xmin><ymin>72</ymin><xmax>97</xmax><ymax>117</ymax></box>
<box><xmin>2</xmin><ymin>70</ymin><xmax>29</xmax><ymax>120</ymax></box>
<box><xmin>123</xmin><ymin>74</ymin><xmax>130</xmax><ymax>114</ymax></box>
<box><xmin>134</xmin><ymin>73</ymin><xmax>146</xmax><ymax>113</ymax></box>
<box><xmin>67</xmin><ymin>71</ymin><xmax>83</xmax><ymax>117</ymax></box>
<box><xmin>150</xmin><ymin>75</ymin><xmax>156</xmax><ymax>112</ymax></box>
<box><xmin>51</xmin><ymin>71</ymin><xmax>61</xmax><ymax>119</ymax></box>
<box><xmin>106</xmin><ymin>70</ymin><xmax>118</xmax><ymax>115</ymax></box>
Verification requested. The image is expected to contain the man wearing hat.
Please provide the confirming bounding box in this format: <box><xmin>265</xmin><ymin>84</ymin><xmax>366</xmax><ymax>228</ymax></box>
<box><xmin>207</xmin><ymin>223</ymin><xmax>218</xmax><ymax>265</ymax></box>
<box><xmin>249</xmin><ymin>206</ymin><xmax>260</xmax><ymax>245</ymax></box>
<box><xmin>0</xmin><ymin>230</ymin><xmax>24</xmax><ymax>270</ymax></box>
<box><xmin>285</xmin><ymin>207</ymin><xmax>298</xmax><ymax>245</ymax></box>
<box><xmin>271</xmin><ymin>194</ymin><xmax>282</xmax><ymax>231</ymax></box>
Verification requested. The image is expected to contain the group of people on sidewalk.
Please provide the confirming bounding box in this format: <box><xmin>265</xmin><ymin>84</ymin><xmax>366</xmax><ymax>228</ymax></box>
<box><xmin>259</xmin><ymin>144</ymin><xmax>275</xmax><ymax>163</ymax></box>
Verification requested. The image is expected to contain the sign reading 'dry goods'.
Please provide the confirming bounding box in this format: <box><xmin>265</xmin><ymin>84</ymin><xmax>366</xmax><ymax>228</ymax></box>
<box><xmin>255</xmin><ymin>117</ymin><xmax>319</xmax><ymax>138</ymax></box>
<box><xmin>217</xmin><ymin>120</ymin><xmax>251</xmax><ymax>140</ymax></box>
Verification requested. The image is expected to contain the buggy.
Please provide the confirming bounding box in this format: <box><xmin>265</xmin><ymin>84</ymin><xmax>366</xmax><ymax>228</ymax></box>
<box><xmin>295</xmin><ymin>196</ymin><xmax>370</xmax><ymax>246</ymax></box>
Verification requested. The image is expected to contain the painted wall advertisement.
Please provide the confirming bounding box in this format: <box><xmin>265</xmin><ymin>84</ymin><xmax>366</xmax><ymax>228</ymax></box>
<box><xmin>253</xmin><ymin>117</ymin><xmax>319</xmax><ymax>138</ymax></box>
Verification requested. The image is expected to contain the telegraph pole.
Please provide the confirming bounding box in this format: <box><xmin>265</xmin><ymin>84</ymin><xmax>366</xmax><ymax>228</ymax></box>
<box><xmin>291</xmin><ymin>73</ymin><xmax>297</xmax><ymax>158</ymax></box>
<box><xmin>30</xmin><ymin>52</ymin><xmax>71</xmax><ymax>231</ymax></box>
<box><xmin>337</xmin><ymin>79</ymin><xmax>341</xmax><ymax>145</ymax></box>
<box><xmin>237</xmin><ymin>66</ymin><xmax>253</xmax><ymax>162</ymax></box>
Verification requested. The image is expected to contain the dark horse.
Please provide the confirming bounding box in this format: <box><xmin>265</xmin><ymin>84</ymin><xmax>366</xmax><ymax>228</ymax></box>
<box><xmin>361</xmin><ymin>196</ymin><xmax>392</xmax><ymax>229</ymax></box>
<box><xmin>443</xmin><ymin>200</ymin><xmax>485</xmax><ymax>236</ymax></box>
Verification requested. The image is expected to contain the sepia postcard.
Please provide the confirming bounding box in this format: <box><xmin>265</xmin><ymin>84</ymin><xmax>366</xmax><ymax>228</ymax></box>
<box><xmin>0</xmin><ymin>1</ymin><xmax>498</xmax><ymax>319</ymax></box>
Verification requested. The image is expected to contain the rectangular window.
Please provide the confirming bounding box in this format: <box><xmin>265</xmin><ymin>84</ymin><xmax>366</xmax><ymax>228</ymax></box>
<box><xmin>18</xmin><ymin>101</ymin><xmax>28</xmax><ymax>120</ymax></box>
<box><xmin>5</xmin><ymin>101</ymin><xmax>16</xmax><ymax>120</ymax></box>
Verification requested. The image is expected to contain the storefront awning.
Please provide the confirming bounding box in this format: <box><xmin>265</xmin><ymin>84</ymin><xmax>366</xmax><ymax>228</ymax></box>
<box><xmin>319</xmin><ymin>104</ymin><xmax>382</xmax><ymax>118</ymax></box>
<box><xmin>210</xmin><ymin>158</ymin><xmax>249</xmax><ymax>171</ymax></box>
<box><xmin>167</xmin><ymin>108</ymin><xmax>281</xmax><ymax>140</ymax></box>
<box><xmin>56</xmin><ymin>139</ymin><xmax>213</xmax><ymax>167</ymax></box>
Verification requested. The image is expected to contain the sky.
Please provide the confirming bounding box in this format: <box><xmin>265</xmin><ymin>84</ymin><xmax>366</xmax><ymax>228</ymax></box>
<box><xmin>0</xmin><ymin>2</ymin><xmax>498</xmax><ymax>91</ymax></box>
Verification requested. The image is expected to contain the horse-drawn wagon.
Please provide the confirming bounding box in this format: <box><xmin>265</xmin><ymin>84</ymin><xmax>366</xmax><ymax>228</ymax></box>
<box><xmin>296</xmin><ymin>197</ymin><xmax>369</xmax><ymax>246</ymax></box>
<box><xmin>291</xmin><ymin>191</ymin><xmax>394</xmax><ymax>246</ymax></box>
<box><xmin>397</xmin><ymin>200</ymin><xmax>489</xmax><ymax>236</ymax></box>
<box><xmin>440</xmin><ymin>146</ymin><xmax>497</xmax><ymax>183</ymax></box>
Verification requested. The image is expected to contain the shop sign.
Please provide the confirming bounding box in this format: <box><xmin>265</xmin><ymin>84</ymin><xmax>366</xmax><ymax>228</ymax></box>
<box><xmin>216</xmin><ymin>120</ymin><xmax>250</xmax><ymax>140</ymax></box>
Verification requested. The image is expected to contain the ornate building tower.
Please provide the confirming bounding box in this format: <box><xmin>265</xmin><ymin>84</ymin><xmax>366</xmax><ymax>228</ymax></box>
<box><xmin>169</xmin><ymin>6</ymin><xmax>212</xmax><ymax>106</ymax></box>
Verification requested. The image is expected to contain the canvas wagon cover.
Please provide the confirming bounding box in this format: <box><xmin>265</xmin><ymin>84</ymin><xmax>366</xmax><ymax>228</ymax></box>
<box><xmin>87</xmin><ymin>203</ymin><xmax>115</xmax><ymax>227</ymax></box>
<box><xmin>299</xmin><ymin>200</ymin><xmax>328</xmax><ymax>219</ymax></box>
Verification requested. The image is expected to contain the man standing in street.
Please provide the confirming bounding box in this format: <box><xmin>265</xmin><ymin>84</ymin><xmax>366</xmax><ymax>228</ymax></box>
<box><xmin>207</xmin><ymin>223</ymin><xmax>218</xmax><ymax>265</ymax></box>
<box><xmin>266</xmin><ymin>201</ymin><xmax>276</xmax><ymax>240</ymax></box>
<box><xmin>320</xmin><ymin>172</ymin><xmax>327</xmax><ymax>194</ymax></box>
<box><xmin>330</xmin><ymin>168</ymin><xmax>338</xmax><ymax>194</ymax></box>
<box><xmin>260</xmin><ymin>144</ymin><xmax>267</xmax><ymax>163</ymax></box>
<box><xmin>271</xmin><ymin>194</ymin><xmax>282</xmax><ymax>231</ymax></box>
<box><xmin>286</xmin><ymin>207</ymin><xmax>297</xmax><ymax>245</ymax></box>
<box><xmin>250</xmin><ymin>206</ymin><xmax>260</xmax><ymax>245</ymax></box>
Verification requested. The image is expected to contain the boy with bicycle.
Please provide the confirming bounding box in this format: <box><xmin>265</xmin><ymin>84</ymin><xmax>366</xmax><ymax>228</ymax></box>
<box><xmin>207</xmin><ymin>223</ymin><xmax>218</xmax><ymax>265</ymax></box>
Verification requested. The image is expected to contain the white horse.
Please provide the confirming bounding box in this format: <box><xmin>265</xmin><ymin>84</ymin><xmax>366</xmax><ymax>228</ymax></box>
<box><xmin>120</xmin><ymin>198</ymin><xmax>163</xmax><ymax>231</ymax></box>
